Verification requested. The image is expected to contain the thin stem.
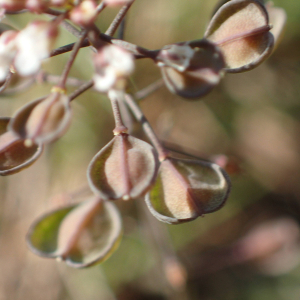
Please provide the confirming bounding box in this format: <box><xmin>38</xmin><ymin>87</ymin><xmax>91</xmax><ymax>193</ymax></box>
<box><xmin>50</xmin><ymin>34</ymin><xmax>158</xmax><ymax>59</ymax></box>
<box><xmin>117</xmin><ymin>18</ymin><xmax>126</xmax><ymax>40</ymax></box>
<box><xmin>61</xmin><ymin>20</ymin><xmax>82</xmax><ymax>38</ymax></box>
<box><xmin>124</xmin><ymin>93</ymin><xmax>168</xmax><ymax>161</ymax></box>
<box><xmin>42</xmin><ymin>73</ymin><xmax>87</xmax><ymax>87</ymax></box>
<box><xmin>58</xmin><ymin>30</ymin><xmax>88</xmax><ymax>89</ymax></box>
<box><xmin>108</xmin><ymin>91</ymin><xmax>128</xmax><ymax>134</ymax></box>
<box><xmin>135</xmin><ymin>78</ymin><xmax>164</xmax><ymax>100</ymax></box>
<box><xmin>105</xmin><ymin>0</ymin><xmax>135</xmax><ymax>36</ymax></box>
<box><xmin>50</xmin><ymin>40</ymin><xmax>90</xmax><ymax>57</ymax></box>
<box><xmin>96</xmin><ymin>1</ymin><xmax>107</xmax><ymax>14</ymax></box>
<box><xmin>69</xmin><ymin>79</ymin><xmax>94</xmax><ymax>101</ymax></box>
<box><xmin>138</xmin><ymin>200</ymin><xmax>188</xmax><ymax>296</ymax></box>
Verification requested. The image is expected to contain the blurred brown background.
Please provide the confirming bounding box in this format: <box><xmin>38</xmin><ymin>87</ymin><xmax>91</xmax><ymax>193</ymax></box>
<box><xmin>1</xmin><ymin>0</ymin><xmax>300</xmax><ymax>299</ymax></box>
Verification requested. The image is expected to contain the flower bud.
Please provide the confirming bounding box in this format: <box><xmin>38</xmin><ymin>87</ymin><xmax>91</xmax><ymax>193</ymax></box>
<box><xmin>69</xmin><ymin>0</ymin><xmax>98</xmax><ymax>26</ymax></box>
<box><xmin>87</xmin><ymin>134</ymin><xmax>159</xmax><ymax>200</ymax></box>
<box><xmin>14</xmin><ymin>20</ymin><xmax>59</xmax><ymax>76</ymax></box>
<box><xmin>157</xmin><ymin>40</ymin><xmax>225</xmax><ymax>99</ymax></box>
<box><xmin>205</xmin><ymin>0</ymin><xmax>274</xmax><ymax>73</ymax></box>
<box><xmin>9</xmin><ymin>91</ymin><xmax>72</xmax><ymax>144</ymax></box>
<box><xmin>0</xmin><ymin>117</ymin><xmax>43</xmax><ymax>175</ymax></box>
<box><xmin>93</xmin><ymin>44</ymin><xmax>134</xmax><ymax>92</ymax></box>
<box><xmin>146</xmin><ymin>157</ymin><xmax>231</xmax><ymax>224</ymax></box>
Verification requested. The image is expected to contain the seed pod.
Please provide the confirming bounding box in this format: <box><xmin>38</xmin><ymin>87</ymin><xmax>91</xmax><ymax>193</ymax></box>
<box><xmin>157</xmin><ymin>40</ymin><xmax>225</xmax><ymax>99</ymax></box>
<box><xmin>87</xmin><ymin>134</ymin><xmax>159</xmax><ymax>201</ymax></box>
<box><xmin>145</xmin><ymin>157</ymin><xmax>231</xmax><ymax>224</ymax></box>
<box><xmin>9</xmin><ymin>92</ymin><xmax>72</xmax><ymax>145</ymax></box>
<box><xmin>26</xmin><ymin>197</ymin><xmax>122</xmax><ymax>268</ymax></box>
<box><xmin>0</xmin><ymin>117</ymin><xmax>43</xmax><ymax>176</ymax></box>
<box><xmin>205</xmin><ymin>0</ymin><xmax>274</xmax><ymax>73</ymax></box>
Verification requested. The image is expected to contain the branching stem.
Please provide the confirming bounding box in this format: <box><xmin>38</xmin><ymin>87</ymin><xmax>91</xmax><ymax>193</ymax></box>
<box><xmin>58</xmin><ymin>30</ymin><xmax>88</xmax><ymax>89</ymax></box>
<box><xmin>124</xmin><ymin>93</ymin><xmax>168</xmax><ymax>161</ymax></box>
<box><xmin>109</xmin><ymin>91</ymin><xmax>128</xmax><ymax>135</ymax></box>
<box><xmin>106</xmin><ymin>0</ymin><xmax>135</xmax><ymax>36</ymax></box>
<box><xmin>135</xmin><ymin>79</ymin><xmax>164</xmax><ymax>100</ymax></box>
<box><xmin>69</xmin><ymin>79</ymin><xmax>94</xmax><ymax>101</ymax></box>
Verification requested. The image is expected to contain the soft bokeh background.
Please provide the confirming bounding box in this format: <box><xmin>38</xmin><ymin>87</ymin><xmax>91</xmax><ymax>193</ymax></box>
<box><xmin>1</xmin><ymin>0</ymin><xmax>300</xmax><ymax>299</ymax></box>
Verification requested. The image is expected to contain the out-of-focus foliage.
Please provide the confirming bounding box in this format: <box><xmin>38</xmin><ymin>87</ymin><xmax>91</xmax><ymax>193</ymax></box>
<box><xmin>1</xmin><ymin>0</ymin><xmax>300</xmax><ymax>299</ymax></box>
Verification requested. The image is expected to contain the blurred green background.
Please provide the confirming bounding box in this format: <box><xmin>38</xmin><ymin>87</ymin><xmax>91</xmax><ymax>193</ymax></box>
<box><xmin>1</xmin><ymin>0</ymin><xmax>300</xmax><ymax>299</ymax></box>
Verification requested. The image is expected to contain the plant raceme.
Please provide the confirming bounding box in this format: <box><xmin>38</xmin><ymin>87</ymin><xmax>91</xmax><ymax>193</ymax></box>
<box><xmin>0</xmin><ymin>0</ymin><xmax>286</xmax><ymax>267</ymax></box>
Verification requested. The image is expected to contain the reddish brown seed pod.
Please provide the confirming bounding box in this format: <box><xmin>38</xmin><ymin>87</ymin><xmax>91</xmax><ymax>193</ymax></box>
<box><xmin>205</xmin><ymin>0</ymin><xmax>274</xmax><ymax>73</ymax></box>
<box><xmin>146</xmin><ymin>157</ymin><xmax>231</xmax><ymax>224</ymax></box>
<box><xmin>87</xmin><ymin>134</ymin><xmax>159</xmax><ymax>201</ymax></box>
<box><xmin>9</xmin><ymin>91</ymin><xmax>72</xmax><ymax>145</ymax></box>
<box><xmin>0</xmin><ymin>117</ymin><xmax>43</xmax><ymax>176</ymax></box>
<box><xmin>157</xmin><ymin>40</ymin><xmax>225</xmax><ymax>99</ymax></box>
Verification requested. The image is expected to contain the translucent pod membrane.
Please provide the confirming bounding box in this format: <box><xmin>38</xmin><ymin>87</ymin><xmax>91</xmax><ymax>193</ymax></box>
<box><xmin>265</xmin><ymin>2</ymin><xmax>286</xmax><ymax>49</ymax></box>
<box><xmin>9</xmin><ymin>92</ymin><xmax>72</xmax><ymax>145</ymax></box>
<box><xmin>27</xmin><ymin>197</ymin><xmax>122</xmax><ymax>268</ymax></box>
<box><xmin>146</xmin><ymin>158</ymin><xmax>231</xmax><ymax>224</ymax></box>
<box><xmin>157</xmin><ymin>40</ymin><xmax>225</xmax><ymax>99</ymax></box>
<box><xmin>87</xmin><ymin>134</ymin><xmax>159</xmax><ymax>201</ymax></box>
<box><xmin>0</xmin><ymin>117</ymin><xmax>43</xmax><ymax>175</ymax></box>
<box><xmin>205</xmin><ymin>0</ymin><xmax>274</xmax><ymax>73</ymax></box>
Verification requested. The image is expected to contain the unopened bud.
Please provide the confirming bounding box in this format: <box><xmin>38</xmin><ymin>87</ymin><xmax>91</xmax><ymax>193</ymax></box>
<box><xmin>93</xmin><ymin>44</ymin><xmax>134</xmax><ymax>92</ymax></box>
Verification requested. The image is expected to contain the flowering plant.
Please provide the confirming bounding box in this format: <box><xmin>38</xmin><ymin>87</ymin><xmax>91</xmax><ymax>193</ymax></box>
<box><xmin>0</xmin><ymin>0</ymin><xmax>287</xmax><ymax>275</ymax></box>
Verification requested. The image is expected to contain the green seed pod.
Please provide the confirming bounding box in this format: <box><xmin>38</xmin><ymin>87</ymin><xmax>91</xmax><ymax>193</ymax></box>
<box><xmin>9</xmin><ymin>91</ymin><xmax>72</xmax><ymax>145</ymax></box>
<box><xmin>157</xmin><ymin>40</ymin><xmax>225</xmax><ymax>99</ymax></box>
<box><xmin>26</xmin><ymin>197</ymin><xmax>122</xmax><ymax>268</ymax></box>
<box><xmin>87</xmin><ymin>134</ymin><xmax>159</xmax><ymax>200</ymax></box>
<box><xmin>205</xmin><ymin>0</ymin><xmax>274</xmax><ymax>73</ymax></box>
<box><xmin>146</xmin><ymin>157</ymin><xmax>231</xmax><ymax>224</ymax></box>
<box><xmin>0</xmin><ymin>117</ymin><xmax>43</xmax><ymax>176</ymax></box>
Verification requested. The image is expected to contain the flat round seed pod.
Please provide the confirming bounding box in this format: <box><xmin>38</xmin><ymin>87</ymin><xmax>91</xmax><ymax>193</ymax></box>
<box><xmin>205</xmin><ymin>0</ymin><xmax>274</xmax><ymax>73</ymax></box>
<box><xmin>87</xmin><ymin>134</ymin><xmax>159</xmax><ymax>200</ymax></box>
<box><xmin>26</xmin><ymin>197</ymin><xmax>122</xmax><ymax>268</ymax></box>
<box><xmin>9</xmin><ymin>92</ymin><xmax>72</xmax><ymax>144</ymax></box>
<box><xmin>157</xmin><ymin>40</ymin><xmax>225</xmax><ymax>99</ymax></box>
<box><xmin>146</xmin><ymin>158</ymin><xmax>231</xmax><ymax>224</ymax></box>
<box><xmin>0</xmin><ymin>117</ymin><xmax>43</xmax><ymax>176</ymax></box>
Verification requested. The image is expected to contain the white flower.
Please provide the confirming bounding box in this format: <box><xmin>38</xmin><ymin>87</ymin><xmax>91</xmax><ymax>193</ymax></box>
<box><xmin>14</xmin><ymin>21</ymin><xmax>58</xmax><ymax>76</ymax></box>
<box><xmin>0</xmin><ymin>30</ymin><xmax>18</xmax><ymax>81</ymax></box>
<box><xmin>93</xmin><ymin>44</ymin><xmax>134</xmax><ymax>92</ymax></box>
